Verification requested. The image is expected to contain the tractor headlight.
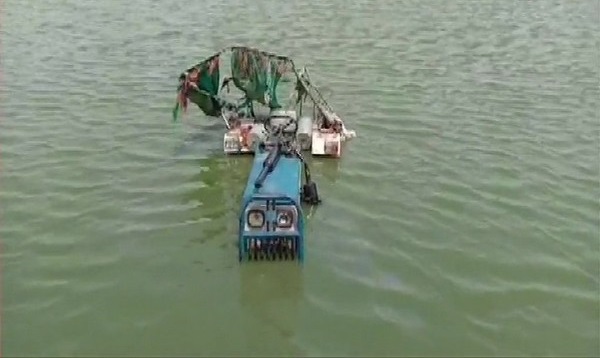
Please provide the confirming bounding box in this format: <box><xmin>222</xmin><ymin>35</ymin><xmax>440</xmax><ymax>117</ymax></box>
<box><xmin>276</xmin><ymin>209</ymin><xmax>294</xmax><ymax>228</ymax></box>
<box><xmin>247</xmin><ymin>209</ymin><xmax>265</xmax><ymax>228</ymax></box>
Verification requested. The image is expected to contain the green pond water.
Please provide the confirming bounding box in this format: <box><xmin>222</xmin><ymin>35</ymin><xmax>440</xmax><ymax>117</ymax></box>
<box><xmin>1</xmin><ymin>0</ymin><xmax>599</xmax><ymax>356</ymax></box>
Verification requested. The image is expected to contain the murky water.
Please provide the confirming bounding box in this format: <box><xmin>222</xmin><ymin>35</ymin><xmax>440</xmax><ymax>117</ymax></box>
<box><xmin>1</xmin><ymin>0</ymin><xmax>599</xmax><ymax>356</ymax></box>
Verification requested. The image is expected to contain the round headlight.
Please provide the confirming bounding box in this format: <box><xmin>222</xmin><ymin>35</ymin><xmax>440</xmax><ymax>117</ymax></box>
<box><xmin>276</xmin><ymin>210</ymin><xmax>294</xmax><ymax>228</ymax></box>
<box><xmin>247</xmin><ymin>209</ymin><xmax>265</xmax><ymax>228</ymax></box>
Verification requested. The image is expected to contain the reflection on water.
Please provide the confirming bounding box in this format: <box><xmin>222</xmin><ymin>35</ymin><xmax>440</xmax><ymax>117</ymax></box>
<box><xmin>309</xmin><ymin>156</ymin><xmax>342</xmax><ymax>184</ymax></box>
<box><xmin>178</xmin><ymin>143</ymin><xmax>252</xmax><ymax>246</ymax></box>
<box><xmin>173</xmin><ymin>120</ymin><xmax>224</xmax><ymax>157</ymax></box>
<box><xmin>240</xmin><ymin>263</ymin><xmax>305</xmax><ymax>356</ymax></box>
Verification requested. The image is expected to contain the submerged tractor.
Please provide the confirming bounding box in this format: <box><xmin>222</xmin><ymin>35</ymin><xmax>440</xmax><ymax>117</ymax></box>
<box><xmin>238</xmin><ymin>112</ymin><xmax>321</xmax><ymax>262</ymax></box>
<box><xmin>173</xmin><ymin>46</ymin><xmax>356</xmax><ymax>263</ymax></box>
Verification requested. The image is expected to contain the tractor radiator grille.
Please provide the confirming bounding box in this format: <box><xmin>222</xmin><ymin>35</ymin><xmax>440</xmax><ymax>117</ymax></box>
<box><xmin>241</xmin><ymin>236</ymin><xmax>301</xmax><ymax>261</ymax></box>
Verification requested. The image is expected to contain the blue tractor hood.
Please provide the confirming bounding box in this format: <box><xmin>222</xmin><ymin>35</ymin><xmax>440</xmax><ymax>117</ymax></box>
<box><xmin>238</xmin><ymin>144</ymin><xmax>306</xmax><ymax>262</ymax></box>
<box><xmin>242</xmin><ymin>150</ymin><xmax>302</xmax><ymax>206</ymax></box>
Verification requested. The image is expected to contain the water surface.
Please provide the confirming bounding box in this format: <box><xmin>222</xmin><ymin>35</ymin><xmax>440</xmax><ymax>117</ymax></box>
<box><xmin>1</xmin><ymin>0</ymin><xmax>599</xmax><ymax>356</ymax></box>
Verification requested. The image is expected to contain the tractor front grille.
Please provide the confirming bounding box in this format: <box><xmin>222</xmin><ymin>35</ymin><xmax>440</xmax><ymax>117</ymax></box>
<box><xmin>240</xmin><ymin>236</ymin><xmax>301</xmax><ymax>261</ymax></box>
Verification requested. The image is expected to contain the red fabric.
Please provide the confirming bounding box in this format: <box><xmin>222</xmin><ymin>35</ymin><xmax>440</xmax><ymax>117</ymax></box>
<box><xmin>240</xmin><ymin>126</ymin><xmax>253</xmax><ymax>147</ymax></box>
